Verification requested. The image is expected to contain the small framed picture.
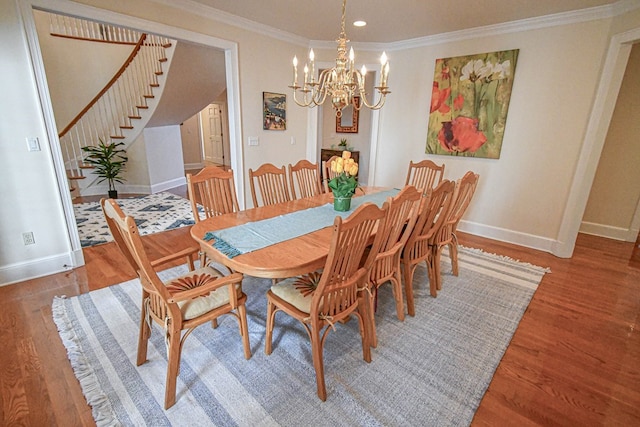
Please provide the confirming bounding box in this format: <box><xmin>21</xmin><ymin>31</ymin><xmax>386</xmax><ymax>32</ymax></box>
<box><xmin>263</xmin><ymin>92</ymin><xmax>286</xmax><ymax>130</ymax></box>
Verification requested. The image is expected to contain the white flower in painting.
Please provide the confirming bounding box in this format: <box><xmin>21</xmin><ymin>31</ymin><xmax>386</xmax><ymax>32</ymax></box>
<box><xmin>491</xmin><ymin>60</ymin><xmax>511</xmax><ymax>80</ymax></box>
<box><xmin>460</xmin><ymin>59</ymin><xmax>492</xmax><ymax>83</ymax></box>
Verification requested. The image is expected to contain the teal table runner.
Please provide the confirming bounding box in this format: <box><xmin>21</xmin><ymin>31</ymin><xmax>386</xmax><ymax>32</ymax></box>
<box><xmin>203</xmin><ymin>189</ymin><xmax>398</xmax><ymax>258</ymax></box>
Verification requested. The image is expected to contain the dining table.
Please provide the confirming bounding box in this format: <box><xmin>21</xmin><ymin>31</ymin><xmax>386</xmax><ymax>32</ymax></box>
<box><xmin>190</xmin><ymin>186</ymin><xmax>396</xmax><ymax>279</ymax></box>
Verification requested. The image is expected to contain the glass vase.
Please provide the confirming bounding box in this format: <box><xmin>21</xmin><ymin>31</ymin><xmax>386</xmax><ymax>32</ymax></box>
<box><xmin>333</xmin><ymin>196</ymin><xmax>352</xmax><ymax>212</ymax></box>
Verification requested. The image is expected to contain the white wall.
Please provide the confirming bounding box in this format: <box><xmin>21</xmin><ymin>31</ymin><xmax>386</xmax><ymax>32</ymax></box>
<box><xmin>3</xmin><ymin>0</ymin><xmax>640</xmax><ymax>285</ymax></box>
<box><xmin>373</xmin><ymin>18</ymin><xmax>614</xmax><ymax>253</ymax></box>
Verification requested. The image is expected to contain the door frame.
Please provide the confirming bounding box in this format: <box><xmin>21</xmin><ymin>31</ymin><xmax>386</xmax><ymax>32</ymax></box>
<box><xmin>20</xmin><ymin>0</ymin><xmax>246</xmax><ymax>267</ymax></box>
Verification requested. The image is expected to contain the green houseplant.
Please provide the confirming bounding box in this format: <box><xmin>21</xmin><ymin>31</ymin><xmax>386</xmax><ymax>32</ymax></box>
<box><xmin>81</xmin><ymin>139</ymin><xmax>128</xmax><ymax>198</ymax></box>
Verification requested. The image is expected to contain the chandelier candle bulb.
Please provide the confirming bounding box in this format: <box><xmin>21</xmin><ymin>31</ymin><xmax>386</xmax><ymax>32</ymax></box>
<box><xmin>292</xmin><ymin>56</ymin><xmax>298</xmax><ymax>86</ymax></box>
<box><xmin>309</xmin><ymin>49</ymin><xmax>315</xmax><ymax>82</ymax></box>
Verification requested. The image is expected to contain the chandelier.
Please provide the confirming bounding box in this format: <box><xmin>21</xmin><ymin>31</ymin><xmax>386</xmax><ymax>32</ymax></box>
<box><xmin>289</xmin><ymin>0</ymin><xmax>390</xmax><ymax>117</ymax></box>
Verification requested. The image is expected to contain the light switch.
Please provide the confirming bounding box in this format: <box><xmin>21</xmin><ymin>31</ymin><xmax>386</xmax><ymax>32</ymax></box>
<box><xmin>248</xmin><ymin>137</ymin><xmax>259</xmax><ymax>146</ymax></box>
<box><xmin>290</xmin><ymin>136</ymin><xmax>296</xmax><ymax>145</ymax></box>
<box><xmin>26</xmin><ymin>137</ymin><xmax>41</xmax><ymax>152</ymax></box>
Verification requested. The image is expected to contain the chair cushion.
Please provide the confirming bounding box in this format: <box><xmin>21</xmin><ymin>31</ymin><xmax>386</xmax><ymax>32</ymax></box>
<box><xmin>165</xmin><ymin>266</ymin><xmax>238</xmax><ymax>320</ymax></box>
<box><xmin>270</xmin><ymin>271</ymin><xmax>322</xmax><ymax>313</ymax></box>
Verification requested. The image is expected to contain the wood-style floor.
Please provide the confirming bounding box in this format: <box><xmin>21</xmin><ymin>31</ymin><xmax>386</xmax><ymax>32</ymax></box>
<box><xmin>1</xmin><ymin>207</ymin><xmax>638</xmax><ymax>425</ymax></box>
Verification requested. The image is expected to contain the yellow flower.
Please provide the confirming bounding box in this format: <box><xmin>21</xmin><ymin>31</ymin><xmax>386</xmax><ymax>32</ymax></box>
<box><xmin>341</xmin><ymin>150</ymin><xmax>351</xmax><ymax>160</ymax></box>
<box><xmin>347</xmin><ymin>163</ymin><xmax>358</xmax><ymax>176</ymax></box>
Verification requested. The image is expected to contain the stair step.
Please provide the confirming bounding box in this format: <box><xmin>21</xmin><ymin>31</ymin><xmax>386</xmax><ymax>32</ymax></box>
<box><xmin>67</xmin><ymin>175</ymin><xmax>86</xmax><ymax>180</ymax></box>
<box><xmin>150</xmin><ymin>83</ymin><xmax>160</xmax><ymax>88</ymax></box>
<box><xmin>69</xmin><ymin>186</ymin><xmax>76</xmax><ymax>192</ymax></box>
<box><xmin>79</xmin><ymin>164</ymin><xmax>94</xmax><ymax>169</ymax></box>
<box><xmin>111</xmin><ymin>135</ymin><xmax>125</xmax><ymax>139</ymax></box>
<box><xmin>143</xmin><ymin>94</ymin><xmax>155</xmax><ymax>99</ymax></box>
<box><xmin>159</xmin><ymin>58</ymin><xmax>168</xmax><ymax>63</ymax></box>
<box><xmin>137</xmin><ymin>105</ymin><xmax>149</xmax><ymax>109</ymax></box>
<box><xmin>155</xmin><ymin>71</ymin><xmax>164</xmax><ymax>76</ymax></box>
<box><xmin>162</xmin><ymin>43</ymin><xmax>172</xmax><ymax>48</ymax></box>
<box><xmin>120</xmin><ymin>125</ymin><xmax>134</xmax><ymax>129</ymax></box>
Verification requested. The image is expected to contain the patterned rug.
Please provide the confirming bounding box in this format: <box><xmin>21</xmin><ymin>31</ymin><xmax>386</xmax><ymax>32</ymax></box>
<box><xmin>73</xmin><ymin>192</ymin><xmax>198</xmax><ymax>248</ymax></box>
<box><xmin>52</xmin><ymin>247</ymin><xmax>549</xmax><ymax>426</ymax></box>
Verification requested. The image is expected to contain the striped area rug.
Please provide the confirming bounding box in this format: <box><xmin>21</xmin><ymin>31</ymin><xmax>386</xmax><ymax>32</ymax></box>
<box><xmin>52</xmin><ymin>247</ymin><xmax>549</xmax><ymax>426</ymax></box>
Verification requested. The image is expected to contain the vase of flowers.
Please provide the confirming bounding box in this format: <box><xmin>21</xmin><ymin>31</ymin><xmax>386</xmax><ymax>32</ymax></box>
<box><xmin>328</xmin><ymin>151</ymin><xmax>359</xmax><ymax>212</ymax></box>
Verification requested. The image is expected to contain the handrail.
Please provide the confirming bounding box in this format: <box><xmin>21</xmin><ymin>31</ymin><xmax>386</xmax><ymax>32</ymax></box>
<box><xmin>59</xmin><ymin>34</ymin><xmax>147</xmax><ymax>138</ymax></box>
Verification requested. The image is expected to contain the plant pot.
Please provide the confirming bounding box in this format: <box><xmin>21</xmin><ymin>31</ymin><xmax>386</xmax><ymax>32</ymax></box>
<box><xmin>333</xmin><ymin>196</ymin><xmax>352</xmax><ymax>212</ymax></box>
<box><xmin>108</xmin><ymin>190</ymin><xmax>118</xmax><ymax>199</ymax></box>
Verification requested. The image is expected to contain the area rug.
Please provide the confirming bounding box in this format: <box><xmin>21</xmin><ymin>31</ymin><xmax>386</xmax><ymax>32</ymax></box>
<box><xmin>52</xmin><ymin>247</ymin><xmax>549</xmax><ymax>426</ymax></box>
<box><xmin>73</xmin><ymin>192</ymin><xmax>198</xmax><ymax>248</ymax></box>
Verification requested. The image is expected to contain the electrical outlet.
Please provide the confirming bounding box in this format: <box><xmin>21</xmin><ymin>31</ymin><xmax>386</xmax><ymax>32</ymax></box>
<box><xmin>22</xmin><ymin>231</ymin><xmax>35</xmax><ymax>245</ymax></box>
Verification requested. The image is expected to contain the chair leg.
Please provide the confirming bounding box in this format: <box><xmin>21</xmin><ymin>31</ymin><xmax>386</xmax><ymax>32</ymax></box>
<box><xmin>403</xmin><ymin>262</ymin><xmax>417</xmax><ymax>316</ymax></box>
<box><xmin>367</xmin><ymin>287</ymin><xmax>379</xmax><ymax>348</ymax></box>
<box><xmin>356</xmin><ymin>302</ymin><xmax>373</xmax><ymax>362</ymax></box>
<box><xmin>237</xmin><ymin>304</ymin><xmax>252</xmax><ymax>360</ymax></box>
<box><xmin>164</xmin><ymin>328</ymin><xmax>181</xmax><ymax>409</ymax></box>
<box><xmin>434</xmin><ymin>247</ymin><xmax>444</xmax><ymax>291</ymax></box>
<box><xmin>450</xmin><ymin>240</ymin><xmax>459</xmax><ymax>276</ymax></box>
<box><xmin>427</xmin><ymin>255</ymin><xmax>438</xmax><ymax>297</ymax></box>
<box><xmin>265</xmin><ymin>296</ymin><xmax>276</xmax><ymax>355</ymax></box>
<box><xmin>137</xmin><ymin>294</ymin><xmax>150</xmax><ymax>366</ymax></box>
<box><xmin>391</xmin><ymin>276</ymin><xmax>405</xmax><ymax>322</ymax></box>
<box><xmin>310</xmin><ymin>327</ymin><xmax>327</xmax><ymax>401</ymax></box>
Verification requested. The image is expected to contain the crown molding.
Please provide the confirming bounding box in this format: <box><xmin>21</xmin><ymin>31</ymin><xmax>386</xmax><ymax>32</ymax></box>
<box><xmin>150</xmin><ymin>0</ymin><xmax>309</xmax><ymax>47</ymax></box>
<box><xmin>386</xmin><ymin>4</ymin><xmax>618</xmax><ymax>51</ymax></box>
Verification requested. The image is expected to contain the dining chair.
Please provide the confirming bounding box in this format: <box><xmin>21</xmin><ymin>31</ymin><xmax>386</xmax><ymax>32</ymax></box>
<box><xmin>249</xmin><ymin>163</ymin><xmax>291</xmax><ymax>207</ymax></box>
<box><xmin>441</xmin><ymin>171</ymin><xmax>480</xmax><ymax>278</ymax></box>
<box><xmin>365</xmin><ymin>185</ymin><xmax>422</xmax><ymax>348</ymax></box>
<box><xmin>186</xmin><ymin>166</ymin><xmax>239</xmax><ymax>221</ymax></box>
<box><xmin>288</xmin><ymin>159</ymin><xmax>323</xmax><ymax>199</ymax></box>
<box><xmin>264</xmin><ymin>202</ymin><xmax>388</xmax><ymax>401</ymax></box>
<box><xmin>401</xmin><ymin>180</ymin><xmax>455</xmax><ymax>306</ymax></box>
<box><xmin>101</xmin><ymin>198</ymin><xmax>251</xmax><ymax>409</ymax></box>
<box><xmin>405</xmin><ymin>159</ymin><xmax>445</xmax><ymax>194</ymax></box>
<box><xmin>322</xmin><ymin>155</ymin><xmax>341</xmax><ymax>193</ymax></box>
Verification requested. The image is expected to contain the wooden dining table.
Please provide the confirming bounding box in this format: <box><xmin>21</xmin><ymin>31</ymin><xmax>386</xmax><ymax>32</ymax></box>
<box><xmin>190</xmin><ymin>187</ymin><xmax>390</xmax><ymax>279</ymax></box>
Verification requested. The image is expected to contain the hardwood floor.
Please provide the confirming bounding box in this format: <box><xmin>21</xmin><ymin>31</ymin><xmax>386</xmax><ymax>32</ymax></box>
<box><xmin>1</xmin><ymin>228</ymin><xmax>638</xmax><ymax>425</ymax></box>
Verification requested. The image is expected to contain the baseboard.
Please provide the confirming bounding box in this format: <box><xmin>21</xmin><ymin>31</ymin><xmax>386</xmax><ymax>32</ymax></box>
<box><xmin>77</xmin><ymin>177</ymin><xmax>187</xmax><ymax>197</ymax></box>
<box><xmin>579</xmin><ymin>221</ymin><xmax>637</xmax><ymax>242</ymax></box>
<box><xmin>184</xmin><ymin>162</ymin><xmax>204</xmax><ymax>170</ymax></box>
<box><xmin>458</xmin><ymin>219</ymin><xmax>558</xmax><ymax>255</ymax></box>
<box><xmin>0</xmin><ymin>252</ymin><xmax>77</xmax><ymax>287</ymax></box>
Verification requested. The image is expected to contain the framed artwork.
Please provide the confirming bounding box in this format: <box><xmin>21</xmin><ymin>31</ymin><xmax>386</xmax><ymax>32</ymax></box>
<box><xmin>336</xmin><ymin>96</ymin><xmax>360</xmax><ymax>133</ymax></box>
<box><xmin>426</xmin><ymin>49</ymin><xmax>519</xmax><ymax>158</ymax></box>
<box><xmin>263</xmin><ymin>92</ymin><xmax>286</xmax><ymax>130</ymax></box>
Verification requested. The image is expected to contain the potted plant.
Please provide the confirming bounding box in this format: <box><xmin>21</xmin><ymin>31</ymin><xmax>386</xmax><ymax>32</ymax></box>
<box><xmin>327</xmin><ymin>151</ymin><xmax>359</xmax><ymax>211</ymax></box>
<box><xmin>81</xmin><ymin>139</ymin><xmax>128</xmax><ymax>198</ymax></box>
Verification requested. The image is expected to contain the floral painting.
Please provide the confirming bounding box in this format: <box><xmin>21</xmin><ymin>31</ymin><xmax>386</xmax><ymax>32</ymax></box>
<box><xmin>426</xmin><ymin>49</ymin><xmax>519</xmax><ymax>158</ymax></box>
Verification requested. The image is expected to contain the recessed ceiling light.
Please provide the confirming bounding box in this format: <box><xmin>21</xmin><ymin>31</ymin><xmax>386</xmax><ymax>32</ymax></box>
<box><xmin>353</xmin><ymin>21</ymin><xmax>366</xmax><ymax>27</ymax></box>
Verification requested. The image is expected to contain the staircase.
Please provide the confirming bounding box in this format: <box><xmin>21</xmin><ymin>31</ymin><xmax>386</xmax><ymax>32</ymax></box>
<box><xmin>47</xmin><ymin>13</ymin><xmax>175</xmax><ymax>196</ymax></box>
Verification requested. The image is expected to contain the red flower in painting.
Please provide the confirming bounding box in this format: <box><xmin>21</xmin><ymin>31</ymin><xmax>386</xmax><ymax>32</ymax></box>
<box><xmin>438</xmin><ymin>117</ymin><xmax>487</xmax><ymax>153</ymax></box>
<box><xmin>430</xmin><ymin>82</ymin><xmax>451</xmax><ymax>114</ymax></box>
<box><xmin>453</xmin><ymin>94</ymin><xmax>464</xmax><ymax>111</ymax></box>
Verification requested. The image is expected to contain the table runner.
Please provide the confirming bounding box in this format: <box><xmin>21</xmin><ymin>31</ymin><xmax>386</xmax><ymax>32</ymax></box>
<box><xmin>203</xmin><ymin>189</ymin><xmax>398</xmax><ymax>258</ymax></box>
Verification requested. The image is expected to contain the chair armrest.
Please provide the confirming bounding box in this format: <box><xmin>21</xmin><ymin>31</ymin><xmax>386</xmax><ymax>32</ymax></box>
<box><xmin>150</xmin><ymin>246</ymin><xmax>199</xmax><ymax>268</ymax></box>
<box><xmin>167</xmin><ymin>272</ymin><xmax>244</xmax><ymax>303</ymax></box>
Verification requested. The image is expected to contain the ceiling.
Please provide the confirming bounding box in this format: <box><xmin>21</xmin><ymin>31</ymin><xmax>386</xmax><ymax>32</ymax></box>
<box><xmin>189</xmin><ymin>0</ymin><xmax>617</xmax><ymax>43</ymax></box>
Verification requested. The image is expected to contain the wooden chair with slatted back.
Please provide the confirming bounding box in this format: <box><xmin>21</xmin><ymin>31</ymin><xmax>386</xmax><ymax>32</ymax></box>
<box><xmin>249</xmin><ymin>163</ymin><xmax>291</xmax><ymax>207</ymax></box>
<box><xmin>401</xmin><ymin>180</ymin><xmax>456</xmax><ymax>305</ymax></box>
<box><xmin>366</xmin><ymin>185</ymin><xmax>423</xmax><ymax>348</ymax></box>
<box><xmin>439</xmin><ymin>171</ymin><xmax>480</xmax><ymax>279</ymax></box>
<box><xmin>186</xmin><ymin>166</ymin><xmax>239</xmax><ymax>221</ymax></box>
<box><xmin>405</xmin><ymin>159</ymin><xmax>445</xmax><ymax>194</ymax></box>
<box><xmin>322</xmin><ymin>156</ymin><xmax>341</xmax><ymax>193</ymax></box>
<box><xmin>101</xmin><ymin>198</ymin><xmax>251</xmax><ymax>409</ymax></box>
<box><xmin>288</xmin><ymin>159</ymin><xmax>323</xmax><ymax>199</ymax></box>
<box><xmin>264</xmin><ymin>202</ymin><xmax>388</xmax><ymax>401</ymax></box>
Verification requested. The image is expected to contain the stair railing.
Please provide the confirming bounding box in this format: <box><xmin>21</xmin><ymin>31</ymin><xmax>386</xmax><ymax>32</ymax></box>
<box><xmin>57</xmin><ymin>31</ymin><xmax>171</xmax><ymax>179</ymax></box>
